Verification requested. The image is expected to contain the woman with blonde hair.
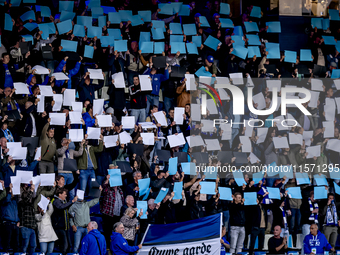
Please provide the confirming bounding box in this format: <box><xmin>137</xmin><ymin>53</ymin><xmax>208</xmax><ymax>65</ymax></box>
<box><xmin>119</xmin><ymin>207</ymin><xmax>143</xmax><ymax>246</ymax></box>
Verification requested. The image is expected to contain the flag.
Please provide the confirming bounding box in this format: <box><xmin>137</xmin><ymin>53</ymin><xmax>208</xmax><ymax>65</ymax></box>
<box><xmin>139</xmin><ymin>214</ymin><xmax>222</xmax><ymax>255</ymax></box>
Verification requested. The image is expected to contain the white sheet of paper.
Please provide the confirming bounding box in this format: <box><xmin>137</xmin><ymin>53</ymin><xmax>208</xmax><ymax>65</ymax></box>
<box><xmin>52</xmin><ymin>72</ymin><xmax>69</xmax><ymax>80</ymax></box>
<box><xmin>266</xmin><ymin>80</ymin><xmax>281</xmax><ymax>92</ymax></box>
<box><xmin>0</xmin><ymin>182</ymin><xmax>3</xmax><ymax>190</ymax></box>
<box><xmin>32</xmin><ymin>65</ymin><xmax>50</xmax><ymax>75</ymax></box>
<box><xmin>122</xmin><ymin>116</ymin><xmax>135</xmax><ymax>129</ymax></box>
<box><xmin>69</xmin><ymin>112</ymin><xmax>83</xmax><ymax>124</ymax></box>
<box><xmin>32</xmin><ymin>175</ymin><xmax>41</xmax><ymax>192</ymax></box>
<box><xmin>87</xmin><ymin>127</ymin><xmax>100</xmax><ymax>139</ymax></box>
<box><xmin>69</xmin><ymin>129</ymin><xmax>84</xmax><ymax>142</ymax></box>
<box><xmin>119</xmin><ymin>131</ymin><xmax>132</xmax><ymax>144</ymax></box>
<box><xmin>303</xmin><ymin>131</ymin><xmax>314</xmax><ymax>146</ymax></box>
<box><xmin>214</xmin><ymin>77</ymin><xmax>230</xmax><ymax>88</ymax></box>
<box><xmin>185</xmin><ymin>74</ymin><xmax>196</xmax><ymax>90</ymax></box>
<box><xmin>14</xmin><ymin>82</ymin><xmax>30</xmax><ymax>94</ymax></box>
<box><xmin>323</xmin><ymin>121</ymin><xmax>334</xmax><ymax>138</ymax></box>
<box><xmin>37</xmin><ymin>95</ymin><xmax>45</xmax><ymax>113</ymax></box>
<box><xmin>252</xmin><ymin>92</ymin><xmax>266</xmax><ymax>110</ymax></box>
<box><xmin>11</xmin><ymin>147</ymin><xmax>27</xmax><ymax>160</ymax></box>
<box><xmin>205</xmin><ymin>139</ymin><xmax>220</xmax><ymax>151</ymax></box>
<box><xmin>206</xmin><ymin>99</ymin><xmax>218</xmax><ymax>114</ymax></box>
<box><xmin>201</xmin><ymin>120</ymin><xmax>215</xmax><ymax>132</ymax></box>
<box><xmin>199</xmin><ymin>77</ymin><xmax>211</xmax><ymax>88</ymax></box>
<box><xmin>257</xmin><ymin>128</ymin><xmax>268</xmax><ymax>144</ymax></box>
<box><xmin>139</xmin><ymin>122</ymin><xmax>157</xmax><ymax>129</ymax></box>
<box><xmin>7</xmin><ymin>142</ymin><xmax>22</xmax><ymax>156</ymax></box>
<box><xmin>72</xmin><ymin>102</ymin><xmax>83</xmax><ymax>112</ymax></box>
<box><xmin>286</xmin><ymin>113</ymin><xmax>301</xmax><ymax>127</ymax></box>
<box><xmin>52</xmin><ymin>94</ymin><xmax>63</xmax><ymax>111</ymax></box>
<box><xmin>141</xmin><ymin>132</ymin><xmax>155</xmax><ymax>145</ymax></box>
<box><xmin>308</xmin><ymin>91</ymin><xmax>320</xmax><ymax>108</ymax></box>
<box><xmin>187</xmin><ymin>135</ymin><xmax>205</xmax><ymax>147</ymax></box>
<box><xmin>50</xmin><ymin>113</ymin><xmax>66</xmax><ymax>126</ymax></box>
<box><xmin>34</xmin><ymin>147</ymin><xmax>41</xmax><ymax>161</ymax></box>
<box><xmin>190</xmin><ymin>104</ymin><xmax>201</xmax><ymax>121</ymax></box>
<box><xmin>16</xmin><ymin>170</ymin><xmax>33</xmax><ymax>184</ymax></box>
<box><xmin>39</xmin><ymin>85</ymin><xmax>54</xmax><ymax>96</ymax></box>
<box><xmin>139</xmin><ymin>75</ymin><xmax>152</xmax><ymax>91</ymax></box>
<box><xmin>104</xmin><ymin>135</ymin><xmax>119</xmax><ymax>148</ymax></box>
<box><xmin>239</xmin><ymin>136</ymin><xmax>251</xmax><ymax>152</ymax></box>
<box><xmin>76</xmin><ymin>189</ymin><xmax>85</xmax><ymax>200</ymax></box>
<box><xmin>229</xmin><ymin>73</ymin><xmax>243</xmax><ymax>85</ymax></box>
<box><xmin>88</xmin><ymin>68</ymin><xmax>104</xmax><ymax>80</ymax></box>
<box><xmin>335</xmin><ymin>97</ymin><xmax>340</xmax><ymax>114</ymax></box>
<box><xmin>246</xmin><ymin>75</ymin><xmax>254</xmax><ymax>87</ymax></box>
<box><xmin>112</xmin><ymin>72</ymin><xmax>125</xmax><ymax>88</ymax></box>
<box><xmin>306</xmin><ymin>145</ymin><xmax>321</xmax><ymax>159</ymax></box>
<box><xmin>63</xmin><ymin>89</ymin><xmax>76</xmax><ymax>106</ymax></box>
<box><xmin>273</xmin><ymin>137</ymin><xmax>289</xmax><ymax>149</ymax></box>
<box><xmin>168</xmin><ymin>133</ymin><xmax>186</xmax><ymax>148</ymax></box>
<box><xmin>38</xmin><ymin>194</ymin><xmax>50</xmax><ymax>212</ymax></box>
<box><xmin>326</xmin><ymin>139</ymin><xmax>340</xmax><ymax>153</ymax></box>
<box><xmin>311</xmin><ymin>78</ymin><xmax>323</xmax><ymax>91</ymax></box>
<box><xmin>174</xmin><ymin>107</ymin><xmax>185</xmax><ymax>125</ymax></box>
<box><xmin>217</xmin><ymin>88</ymin><xmax>230</xmax><ymax>100</ymax></box>
<box><xmin>249</xmin><ymin>152</ymin><xmax>260</xmax><ymax>164</ymax></box>
<box><xmin>97</xmin><ymin>115</ymin><xmax>112</xmax><ymax>127</ymax></box>
<box><xmin>244</xmin><ymin>125</ymin><xmax>253</xmax><ymax>137</ymax></box>
<box><xmin>274</xmin><ymin>116</ymin><xmax>289</xmax><ymax>131</ymax></box>
<box><xmin>334</xmin><ymin>80</ymin><xmax>340</xmax><ymax>90</ymax></box>
<box><xmin>220</xmin><ymin>123</ymin><xmax>231</xmax><ymax>140</ymax></box>
<box><xmin>10</xmin><ymin>176</ymin><xmax>21</xmax><ymax>195</ymax></box>
<box><xmin>93</xmin><ymin>99</ymin><xmax>104</xmax><ymax>115</ymax></box>
<box><xmin>153</xmin><ymin>111</ymin><xmax>167</xmax><ymax>126</ymax></box>
<box><xmin>40</xmin><ymin>173</ymin><xmax>55</xmax><ymax>186</ymax></box>
<box><xmin>288</xmin><ymin>133</ymin><xmax>303</xmax><ymax>145</ymax></box>
<box><xmin>324</xmin><ymin>103</ymin><xmax>336</xmax><ymax>121</ymax></box>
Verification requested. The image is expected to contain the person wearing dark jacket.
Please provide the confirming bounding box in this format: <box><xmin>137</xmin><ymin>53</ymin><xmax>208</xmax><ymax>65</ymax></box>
<box><xmin>248</xmin><ymin>194</ymin><xmax>267</xmax><ymax>255</ymax></box>
<box><xmin>19</xmin><ymin>183</ymin><xmax>37</xmax><ymax>255</ymax></box>
<box><xmin>268</xmin><ymin>225</ymin><xmax>288</xmax><ymax>254</ymax></box>
<box><xmin>110</xmin><ymin>222</ymin><xmax>142</xmax><ymax>255</ymax></box>
<box><xmin>126</xmin><ymin>171</ymin><xmax>142</xmax><ymax>203</ymax></box>
<box><xmin>0</xmin><ymin>52</ymin><xmax>18</xmax><ymax>89</ymax></box>
<box><xmin>128</xmin><ymin>75</ymin><xmax>147</xmax><ymax>123</ymax></box>
<box><xmin>229</xmin><ymin>192</ymin><xmax>246</xmax><ymax>254</ymax></box>
<box><xmin>52</xmin><ymin>188</ymin><xmax>78</xmax><ymax>255</ymax></box>
<box><xmin>301</xmin><ymin>190</ymin><xmax>319</xmax><ymax>248</ymax></box>
<box><xmin>150</xmin><ymin>170</ymin><xmax>170</xmax><ymax>199</ymax></box>
<box><xmin>1</xmin><ymin>183</ymin><xmax>20</xmax><ymax>253</ymax></box>
<box><xmin>189</xmin><ymin>184</ymin><xmax>205</xmax><ymax>220</ymax></box>
<box><xmin>108</xmin><ymin>77</ymin><xmax>126</xmax><ymax>122</ymax></box>
<box><xmin>79</xmin><ymin>221</ymin><xmax>106</xmax><ymax>255</ymax></box>
<box><xmin>77</xmin><ymin>71</ymin><xmax>105</xmax><ymax>104</ymax></box>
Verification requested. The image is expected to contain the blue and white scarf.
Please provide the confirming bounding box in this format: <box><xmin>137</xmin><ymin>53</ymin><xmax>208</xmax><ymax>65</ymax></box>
<box><xmin>3</xmin><ymin>129</ymin><xmax>14</xmax><ymax>142</ymax></box>
<box><xmin>7</xmin><ymin>99</ymin><xmax>20</xmax><ymax>112</ymax></box>
<box><xmin>326</xmin><ymin>202</ymin><xmax>338</xmax><ymax>226</ymax></box>
<box><xmin>309</xmin><ymin>198</ymin><xmax>319</xmax><ymax>223</ymax></box>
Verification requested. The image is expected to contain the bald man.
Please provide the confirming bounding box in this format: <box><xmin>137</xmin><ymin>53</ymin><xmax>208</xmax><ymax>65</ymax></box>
<box><xmin>268</xmin><ymin>225</ymin><xmax>288</xmax><ymax>254</ymax></box>
<box><xmin>303</xmin><ymin>224</ymin><xmax>335</xmax><ymax>255</ymax></box>
<box><xmin>79</xmin><ymin>221</ymin><xmax>106</xmax><ymax>255</ymax></box>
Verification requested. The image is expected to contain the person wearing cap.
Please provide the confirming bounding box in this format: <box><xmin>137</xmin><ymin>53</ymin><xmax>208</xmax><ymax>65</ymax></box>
<box><xmin>205</xmin><ymin>55</ymin><xmax>217</xmax><ymax>76</ymax></box>
<box><xmin>40</xmin><ymin>118</ymin><xmax>57</xmax><ymax>174</ymax></box>
<box><xmin>69</xmin><ymin>186</ymin><xmax>103</xmax><ymax>253</ymax></box>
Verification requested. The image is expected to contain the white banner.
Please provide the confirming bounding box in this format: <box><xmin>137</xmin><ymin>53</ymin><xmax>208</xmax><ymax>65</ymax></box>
<box><xmin>139</xmin><ymin>238</ymin><xmax>221</xmax><ymax>255</ymax></box>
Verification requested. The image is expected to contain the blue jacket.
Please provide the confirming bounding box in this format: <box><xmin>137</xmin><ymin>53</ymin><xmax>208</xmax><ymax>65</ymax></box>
<box><xmin>1</xmin><ymin>161</ymin><xmax>38</xmax><ymax>187</ymax></box>
<box><xmin>26</xmin><ymin>74</ymin><xmax>49</xmax><ymax>95</ymax></box>
<box><xmin>1</xmin><ymin>193</ymin><xmax>20</xmax><ymax>223</ymax></box>
<box><xmin>82</xmin><ymin>112</ymin><xmax>96</xmax><ymax>128</ymax></box>
<box><xmin>110</xmin><ymin>232</ymin><xmax>139</xmax><ymax>255</ymax></box>
<box><xmin>303</xmin><ymin>230</ymin><xmax>332</xmax><ymax>255</ymax></box>
<box><xmin>144</xmin><ymin>68</ymin><xmax>169</xmax><ymax>96</ymax></box>
<box><xmin>77</xmin><ymin>78</ymin><xmax>104</xmax><ymax>103</ymax></box>
<box><xmin>79</xmin><ymin>229</ymin><xmax>106</xmax><ymax>255</ymax></box>
<box><xmin>54</xmin><ymin>60</ymin><xmax>81</xmax><ymax>89</ymax></box>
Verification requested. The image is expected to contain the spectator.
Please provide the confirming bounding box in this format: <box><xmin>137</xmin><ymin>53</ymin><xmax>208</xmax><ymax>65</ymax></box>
<box><xmin>320</xmin><ymin>193</ymin><xmax>339</xmax><ymax>248</ymax></box>
<box><xmin>120</xmin><ymin>207</ymin><xmax>143</xmax><ymax>246</ymax></box>
<box><xmin>268</xmin><ymin>225</ymin><xmax>288</xmax><ymax>255</ymax></box>
<box><xmin>229</xmin><ymin>192</ymin><xmax>246</xmax><ymax>254</ymax></box>
<box><xmin>79</xmin><ymin>221</ymin><xmax>106</xmax><ymax>255</ymax></box>
<box><xmin>35</xmin><ymin>200</ymin><xmax>58</xmax><ymax>255</ymax></box>
<box><xmin>129</xmin><ymin>75</ymin><xmax>147</xmax><ymax>123</ymax></box>
<box><xmin>69</xmin><ymin>186</ymin><xmax>102</xmax><ymax>253</ymax></box>
<box><xmin>110</xmin><ymin>222</ymin><xmax>142</xmax><ymax>254</ymax></box>
<box><xmin>221</xmin><ymin>225</ymin><xmax>230</xmax><ymax>255</ymax></box>
<box><xmin>303</xmin><ymin>224</ymin><xmax>335</xmax><ymax>255</ymax></box>
<box><xmin>40</xmin><ymin>119</ymin><xmax>57</xmax><ymax>173</ymax></box>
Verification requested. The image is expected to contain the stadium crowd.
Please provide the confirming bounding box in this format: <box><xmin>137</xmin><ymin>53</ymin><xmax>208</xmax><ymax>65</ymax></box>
<box><xmin>2</xmin><ymin>0</ymin><xmax>340</xmax><ymax>254</ymax></box>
